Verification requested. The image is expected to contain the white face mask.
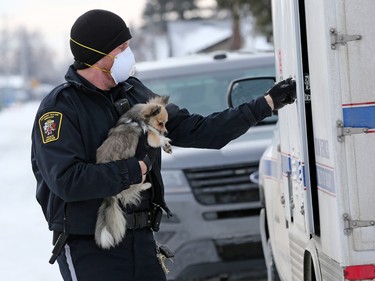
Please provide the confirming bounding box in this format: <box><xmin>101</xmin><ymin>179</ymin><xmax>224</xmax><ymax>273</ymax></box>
<box><xmin>110</xmin><ymin>47</ymin><xmax>135</xmax><ymax>84</ymax></box>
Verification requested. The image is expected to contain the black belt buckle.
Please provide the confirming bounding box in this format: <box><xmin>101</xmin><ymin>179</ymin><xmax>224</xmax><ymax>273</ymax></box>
<box><xmin>151</xmin><ymin>204</ymin><xmax>162</xmax><ymax>232</ymax></box>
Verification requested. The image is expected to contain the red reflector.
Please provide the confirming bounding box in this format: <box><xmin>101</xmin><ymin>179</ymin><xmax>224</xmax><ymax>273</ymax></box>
<box><xmin>344</xmin><ymin>265</ymin><xmax>375</xmax><ymax>280</ymax></box>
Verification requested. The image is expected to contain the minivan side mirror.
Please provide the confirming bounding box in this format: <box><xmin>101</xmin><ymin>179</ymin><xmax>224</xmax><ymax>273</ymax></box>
<box><xmin>227</xmin><ymin>77</ymin><xmax>276</xmax><ymax>108</ymax></box>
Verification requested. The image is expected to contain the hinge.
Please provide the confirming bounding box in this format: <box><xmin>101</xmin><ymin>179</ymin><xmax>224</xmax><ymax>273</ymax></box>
<box><xmin>330</xmin><ymin>28</ymin><xmax>361</xmax><ymax>50</ymax></box>
<box><xmin>336</xmin><ymin>120</ymin><xmax>368</xmax><ymax>142</ymax></box>
<box><xmin>343</xmin><ymin>213</ymin><xmax>375</xmax><ymax>236</ymax></box>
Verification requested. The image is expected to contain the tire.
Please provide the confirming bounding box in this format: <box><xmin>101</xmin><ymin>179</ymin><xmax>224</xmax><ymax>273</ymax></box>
<box><xmin>304</xmin><ymin>252</ymin><xmax>317</xmax><ymax>281</ymax></box>
<box><xmin>267</xmin><ymin>239</ymin><xmax>281</xmax><ymax>281</ymax></box>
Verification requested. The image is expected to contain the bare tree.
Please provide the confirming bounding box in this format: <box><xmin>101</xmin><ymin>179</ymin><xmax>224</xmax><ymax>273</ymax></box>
<box><xmin>216</xmin><ymin>0</ymin><xmax>244</xmax><ymax>50</ymax></box>
<box><xmin>216</xmin><ymin>0</ymin><xmax>273</xmax><ymax>49</ymax></box>
<box><xmin>2</xmin><ymin>27</ymin><xmax>59</xmax><ymax>84</ymax></box>
<box><xmin>143</xmin><ymin>0</ymin><xmax>199</xmax><ymax>26</ymax></box>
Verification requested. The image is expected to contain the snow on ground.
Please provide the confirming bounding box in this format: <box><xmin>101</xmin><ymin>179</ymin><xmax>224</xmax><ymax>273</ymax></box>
<box><xmin>0</xmin><ymin>102</ymin><xmax>61</xmax><ymax>280</ymax></box>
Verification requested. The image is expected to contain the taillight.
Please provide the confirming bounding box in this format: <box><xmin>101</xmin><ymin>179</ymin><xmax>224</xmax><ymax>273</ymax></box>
<box><xmin>344</xmin><ymin>264</ymin><xmax>375</xmax><ymax>280</ymax></box>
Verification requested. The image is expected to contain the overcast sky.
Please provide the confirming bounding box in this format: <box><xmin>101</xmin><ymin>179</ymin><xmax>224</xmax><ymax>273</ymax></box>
<box><xmin>1</xmin><ymin>1</ymin><xmax>148</xmax><ymax>62</ymax></box>
<box><xmin>1</xmin><ymin>1</ymin><xmax>148</xmax><ymax>32</ymax></box>
<box><xmin>1</xmin><ymin>0</ymin><xmax>216</xmax><ymax>63</ymax></box>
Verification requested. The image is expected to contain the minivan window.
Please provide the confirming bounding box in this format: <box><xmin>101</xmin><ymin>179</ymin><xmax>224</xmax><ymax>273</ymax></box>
<box><xmin>140</xmin><ymin>65</ymin><xmax>277</xmax><ymax>123</ymax></box>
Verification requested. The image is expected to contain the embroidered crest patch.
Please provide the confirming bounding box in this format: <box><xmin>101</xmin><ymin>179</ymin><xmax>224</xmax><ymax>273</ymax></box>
<box><xmin>38</xmin><ymin>111</ymin><xmax>63</xmax><ymax>144</ymax></box>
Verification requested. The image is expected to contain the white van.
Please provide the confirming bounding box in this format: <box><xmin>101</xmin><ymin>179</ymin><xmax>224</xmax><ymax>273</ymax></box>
<box><xmin>229</xmin><ymin>0</ymin><xmax>375</xmax><ymax>280</ymax></box>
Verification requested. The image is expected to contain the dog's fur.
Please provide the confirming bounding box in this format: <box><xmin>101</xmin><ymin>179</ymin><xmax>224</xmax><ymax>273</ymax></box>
<box><xmin>95</xmin><ymin>96</ymin><xmax>172</xmax><ymax>249</ymax></box>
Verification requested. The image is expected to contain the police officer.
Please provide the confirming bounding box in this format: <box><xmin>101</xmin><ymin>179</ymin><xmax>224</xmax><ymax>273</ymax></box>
<box><xmin>31</xmin><ymin>9</ymin><xmax>296</xmax><ymax>281</ymax></box>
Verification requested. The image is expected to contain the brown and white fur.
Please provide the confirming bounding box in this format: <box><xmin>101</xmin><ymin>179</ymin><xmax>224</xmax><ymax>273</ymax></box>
<box><xmin>95</xmin><ymin>96</ymin><xmax>172</xmax><ymax>249</ymax></box>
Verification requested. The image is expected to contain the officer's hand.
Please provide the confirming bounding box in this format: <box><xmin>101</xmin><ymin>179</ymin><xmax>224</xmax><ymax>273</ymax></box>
<box><xmin>135</xmin><ymin>132</ymin><xmax>158</xmax><ymax>174</ymax></box>
<box><xmin>266</xmin><ymin>78</ymin><xmax>296</xmax><ymax>111</ymax></box>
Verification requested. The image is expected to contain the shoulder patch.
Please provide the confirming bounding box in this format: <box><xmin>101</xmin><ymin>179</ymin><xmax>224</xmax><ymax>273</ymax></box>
<box><xmin>38</xmin><ymin>111</ymin><xmax>63</xmax><ymax>144</ymax></box>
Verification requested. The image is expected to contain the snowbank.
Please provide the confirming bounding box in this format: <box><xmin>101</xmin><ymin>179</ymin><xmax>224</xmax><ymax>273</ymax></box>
<box><xmin>0</xmin><ymin>102</ymin><xmax>61</xmax><ymax>280</ymax></box>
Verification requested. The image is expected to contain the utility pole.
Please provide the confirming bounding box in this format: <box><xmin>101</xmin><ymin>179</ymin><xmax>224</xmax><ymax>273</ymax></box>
<box><xmin>0</xmin><ymin>14</ymin><xmax>10</xmax><ymax>107</ymax></box>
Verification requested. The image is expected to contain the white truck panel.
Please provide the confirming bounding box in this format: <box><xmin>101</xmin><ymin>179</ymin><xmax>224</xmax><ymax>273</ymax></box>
<box><xmin>340</xmin><ymin>0</ymin><xmax>375</xmax><ymax>255</ymax></box>
<box><xmin>303</xmin><ymin>0</ymin><xmax>375</xmax><ymax>263</ymax></box>
<box><xmin>261</xmin><ymin>0</ymin><xmax>375</xmax><ymax>279</ymax></box>
<box><xmin>305</xmin><ymin>0</ymin><xmax>347</xmax><ymax>264</ymax></box>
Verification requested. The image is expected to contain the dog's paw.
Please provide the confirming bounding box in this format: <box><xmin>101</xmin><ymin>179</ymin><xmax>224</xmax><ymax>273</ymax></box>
<box><xmin>163</xmin><ymin>142</ymin><xmax>172</xmax><ymax>154</ymax></box>
<box><xmin>141</xmin><ymin>182</ymin><xmax>152</xmax><ymax>190</ymax></box>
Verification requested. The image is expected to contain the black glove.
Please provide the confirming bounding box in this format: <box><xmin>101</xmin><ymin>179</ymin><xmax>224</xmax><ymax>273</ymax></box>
<box><xmin>135</xmin><ymin>132</ymin><xmax>158</xmax><ymax>173</ymax></box>
<box><xmin>266</xmin><ymin>77</ymin><xmax>296</xmax><ymax>110</ymax></box>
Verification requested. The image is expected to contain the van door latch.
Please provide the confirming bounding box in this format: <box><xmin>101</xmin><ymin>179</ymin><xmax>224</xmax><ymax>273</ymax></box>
<box><xmin>330</xmin><ymin>28</ymin><xmax>361</xmax><ymax>50</ymax></box>
<box><xmin>303</xmin><ymin>74</ymin><xmax>311</xmax><ymax>103</ymax></box>
<box><xmin>336</xmin><ymin>120</ymin><xmax>368</xmax><ymax>142</ymax></box>
<box><xmin>343</xmin><ymin>213</ymin><xmax>375</xmax><ymax>236</ymax></box>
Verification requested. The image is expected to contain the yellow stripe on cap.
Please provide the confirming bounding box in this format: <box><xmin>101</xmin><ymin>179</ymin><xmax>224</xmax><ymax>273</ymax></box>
<box><xmin>70</xmin><ymin>37</ymin><xmax>115</xmax><ymax>59</ymax></box>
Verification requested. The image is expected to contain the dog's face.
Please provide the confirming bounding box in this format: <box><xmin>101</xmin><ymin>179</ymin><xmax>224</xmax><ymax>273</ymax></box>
<box><xmin>145</xmin><ymin>105</ymin><xmax>168</xmax><ymax>136</ymax></box>
<box><xmin>143</xmin><ymin>96</ymin><xmax>170</xmax><ymax>136</ymax></box>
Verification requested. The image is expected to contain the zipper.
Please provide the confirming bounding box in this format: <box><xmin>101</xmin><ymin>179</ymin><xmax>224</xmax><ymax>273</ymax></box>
<box><xmin>90</xmin><ymin>87</ymin><xmax>119</xmax><ymax>123</ymax></box>
<box><xmin>78</xmin><ymin>83</ymin><xmax>120</xmax><ymax>123</ymax></box>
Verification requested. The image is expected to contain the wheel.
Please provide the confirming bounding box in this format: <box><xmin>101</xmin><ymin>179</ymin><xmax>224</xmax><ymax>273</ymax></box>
<box><xmin>267</xmin><ymin>239</ymin><xmax>281</xmax><ymax>281</ymax></box>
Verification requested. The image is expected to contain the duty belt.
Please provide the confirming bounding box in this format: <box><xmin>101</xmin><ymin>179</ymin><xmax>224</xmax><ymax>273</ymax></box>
<box><xmin>125</xmin><ymin>211</ymin><xmax>151</xmax><ymax>229</ymax></box>
<box><xmin>125</xmin><ymin>203</ymin><xmax>163</xmax><ymax>232</ymax></box>
<box><xmin>49</xmin><ymin>204</ymin><xmax>163</xmax><ymax>264</ymax></box>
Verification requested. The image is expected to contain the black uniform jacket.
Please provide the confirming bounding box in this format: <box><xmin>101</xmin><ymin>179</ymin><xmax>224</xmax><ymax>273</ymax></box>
<box><xmin>31</xmin><ymin>65</ymin><xmax>272</xmax><ymax>235</ymax></box>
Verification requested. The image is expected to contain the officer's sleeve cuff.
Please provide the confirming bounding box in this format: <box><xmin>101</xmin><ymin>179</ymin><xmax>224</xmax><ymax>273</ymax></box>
<box><xmin>116</xmin><ymin>157</ymin><xmax>143</xmax><ymax>187</ymax></box>
<box><xmin>239</xmin><ymin>96</ymin><xmax>272</xmax><ymax>124</ymax></box>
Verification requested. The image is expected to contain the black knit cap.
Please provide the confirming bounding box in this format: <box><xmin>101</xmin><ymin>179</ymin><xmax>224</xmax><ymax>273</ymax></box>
<box><xmin>70</xmin><ymin>9</ymin><xmax>132</xmax><ymax>69</ymax></box>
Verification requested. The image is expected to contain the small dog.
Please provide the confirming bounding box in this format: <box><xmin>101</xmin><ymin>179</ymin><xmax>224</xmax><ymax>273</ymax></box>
<box><xmin>95</xmin><ymin>95</ymin><xmax>172</xmax><ymax>249</ymax></box>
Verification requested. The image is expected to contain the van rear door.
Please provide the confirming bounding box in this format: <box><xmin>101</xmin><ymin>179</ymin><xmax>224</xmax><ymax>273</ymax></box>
<box><xmin>339</xmin><ymin>0</ymin><xmax>375</xmax><ymax>251</ymax></box>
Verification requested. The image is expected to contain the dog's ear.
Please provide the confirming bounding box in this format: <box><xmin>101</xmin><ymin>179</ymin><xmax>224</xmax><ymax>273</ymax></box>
<box><xmin>161</xmin><ymin>95</ymin><xmax>169</xmax><ymax>105</ymax></box>
<box><xmin>144</xmin><ymin>104</ymin><xmax>161</xmax><ymax>119</ymax></box>
<box><xmin>147</xmin><ymin>95</ymin><xmax>169</xmax><ymax>106</ymax></box>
